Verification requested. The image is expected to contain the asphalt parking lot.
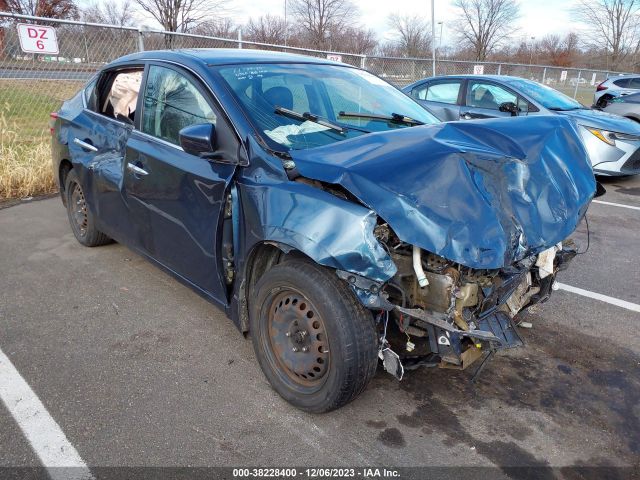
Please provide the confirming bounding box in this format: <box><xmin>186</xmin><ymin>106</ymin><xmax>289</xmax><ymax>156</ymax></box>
<box><xmin>1</xmin><ymin>175</ymin><xmax>639</xmax><ymax>478</ymax></box>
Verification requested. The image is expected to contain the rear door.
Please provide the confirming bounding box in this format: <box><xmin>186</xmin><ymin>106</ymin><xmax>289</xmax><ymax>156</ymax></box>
<box><xmin>124</xmin><ymin>62</ymin><xmax>239</xmax><ymax>303</ymax></box>
<box><xmin>65</xmin><ymin>66</ymin><xmax>144</xmax><ymax>243</ymax></box>
<box><xmin>460</xmin><ymin>80</ymin><xmax>531</xmax><ymax>120</ymax></box>
<box><xmin>409</xmin><ymin>79</ymin><xmax>464</xmax><ymax>121</ymax></box>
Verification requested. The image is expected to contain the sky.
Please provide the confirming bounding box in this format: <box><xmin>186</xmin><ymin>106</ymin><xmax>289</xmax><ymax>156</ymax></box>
<box><xmin>224</xmin><ymin>0</ymin><xmax>583</xmax><ymax>45</ymax></box>
<box><xmin>81</xmin><ymin>0</ymin><xmax>584</xmax><ymax>46</ymax></box>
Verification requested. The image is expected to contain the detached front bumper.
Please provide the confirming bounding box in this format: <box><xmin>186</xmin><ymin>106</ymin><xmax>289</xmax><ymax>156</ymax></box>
<box><xmin>344</xmin><ymin>242</ymin><xmax>579</xmax><ymax>375</ymax></box>
<box><xmin>405</xmin><ymin>243</ymin><xmax>577</xmax><ymax>370</ymax></box>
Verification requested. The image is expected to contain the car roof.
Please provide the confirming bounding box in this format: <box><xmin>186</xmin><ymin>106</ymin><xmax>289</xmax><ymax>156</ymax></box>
<box><xmin>403</xmin><ymin>75</ymin><xmax>533</xmax><ymax>90</ymax></box>
<box><xmin>423</xmin><ymin>75</ymin><xmax>525</xmax><ymax>82</ymax></box>
<box><xmin>108</xmin><ymin>48</ymin><xmax>345</xmax><ymax>68</ymax></box>
<box><xmin>606</xmin><ymin>74</ymin><xmax>639</xmax><ymax>80</ymax></box>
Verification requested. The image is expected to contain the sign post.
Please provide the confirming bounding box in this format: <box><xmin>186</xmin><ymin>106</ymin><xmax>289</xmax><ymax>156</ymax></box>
<box><xmin>17</xmin><ymin>24</ymin><xmax>59</xmax><ymax>55</ymax></box>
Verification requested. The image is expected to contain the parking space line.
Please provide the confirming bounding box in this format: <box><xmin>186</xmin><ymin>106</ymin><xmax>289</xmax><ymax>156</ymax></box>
<box><xmin>0</xmin><ymin>348</ymin><xmax>93</xmax><ymax>480</ymax></box>
<box><xmin>556</xmin><ymin>282</ymin><xmax>640</xmax><ymax>313</ymax></box>
<box><xmin>593</xmin><ymin>200</ymin><xmax>640</xmax><ymax>211</ymax></box>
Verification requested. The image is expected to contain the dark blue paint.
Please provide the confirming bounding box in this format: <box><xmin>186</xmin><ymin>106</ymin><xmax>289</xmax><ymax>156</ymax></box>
<box><xmin>290</xmin><ymin>115</ymin><xmax>595</xmax><ymax>269</ymax></box>
<box><xmin>51</xmin><ymin>49</ymin><xmax>596</xmax><ymax>331</ymax></box>
<box><xmin>179</xmin><ymin>123</ymin><xmax>216</xmax><ymax>156</ymax></box>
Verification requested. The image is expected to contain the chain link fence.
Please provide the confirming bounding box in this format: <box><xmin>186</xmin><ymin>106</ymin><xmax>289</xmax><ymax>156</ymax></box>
<box><xmin>0</xmin><ymin>12</ymin><xmax>630</xmax><ymax>146</ymax></box>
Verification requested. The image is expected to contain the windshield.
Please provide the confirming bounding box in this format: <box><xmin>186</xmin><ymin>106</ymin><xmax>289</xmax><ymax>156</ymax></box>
<box><xmin>216</xmin><ymin>63</ymin><xmax>439</xmax><ymax>151</ymax></box>
<box><xmin>506</xmin><ymin>78</ymin><xmax>583</xmax><ymax>111</ymax></box>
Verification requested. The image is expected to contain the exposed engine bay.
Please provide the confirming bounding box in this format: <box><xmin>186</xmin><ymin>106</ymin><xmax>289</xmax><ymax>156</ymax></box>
<box><xmin>340</xmin><ymin>222</ymin><xmax>578</xmax><ymax>379</ymax></box>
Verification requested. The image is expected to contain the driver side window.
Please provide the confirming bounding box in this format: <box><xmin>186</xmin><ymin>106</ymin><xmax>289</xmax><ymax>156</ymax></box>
<box><xmin>142</xmin><ymin>65</ymin><xmax>217</xmax><ymax>145</ymax></box>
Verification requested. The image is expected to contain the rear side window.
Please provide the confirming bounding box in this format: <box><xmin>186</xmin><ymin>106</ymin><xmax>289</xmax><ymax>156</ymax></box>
<box><xmin>613</xmin><ymin>78</ymin><xmax>630</xmax><ymax>88</ymax></box>
<box><xmin>413</xmin><ymin>81</ymin><xmax>461</xmax><ymax>104</ymax></box>
<box><xmin>98</xmin><ymin>69</ymin><xmax>143</xmax><ymax>124</ymax></box>
<box><xmin>628</xmin><ymin>78</ymin><xmax>640</xmax><ymax>88</ymax></box>
<box><xmin>142</xmin><ymin>65</ymin><xmax>217</xmax><ymax>145</ymax></box>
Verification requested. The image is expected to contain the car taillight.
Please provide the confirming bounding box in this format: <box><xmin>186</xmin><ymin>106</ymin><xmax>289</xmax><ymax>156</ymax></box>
<box><xmin>596</xmin><ymin>83</ymin><xmax>608</xmax><ymax>91</ymax></box>
<box><xmin>49</xmin><ymin>112</ymin><xmax>58</xmax><ymax>135</ymax></box>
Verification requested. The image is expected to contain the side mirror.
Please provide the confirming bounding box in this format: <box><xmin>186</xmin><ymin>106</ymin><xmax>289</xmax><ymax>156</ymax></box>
<box><xmin>595</xmin><ymin>181</ymin><xmax>606</xmax><ymax>198</ymax></box>
<box><xmin>499</xmin><ymin>101</ymin><xmax>519</xmax><ymax>116</ymax></box>
<box><xmin>179</xmin><ymin>123</ymin><xmax>216</xmax><ymax>157</ymax></box>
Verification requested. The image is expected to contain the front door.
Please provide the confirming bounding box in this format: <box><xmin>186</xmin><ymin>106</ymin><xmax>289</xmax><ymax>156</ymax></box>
<box><xmin>124</xmin><ymin>63</ymin><xmax>238</xmax><ymax>303</ymax></box>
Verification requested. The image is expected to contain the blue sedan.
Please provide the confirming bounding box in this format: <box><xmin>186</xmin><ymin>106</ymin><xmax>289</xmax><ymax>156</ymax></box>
<box><xmin>402</xmin><ymin>75</ymin><xmax>640</xmax><ymax>176</ymax></box>
<box><xmin>52</xmin><ymin>50</ymin><xmax>596</xmax><ymax>412</ymax></box>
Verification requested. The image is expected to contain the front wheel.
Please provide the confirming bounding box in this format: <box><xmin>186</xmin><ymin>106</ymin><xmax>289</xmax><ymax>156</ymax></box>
<box><xmin>250</xmin><ymin>259</ymin><xmax>378</xmax><ymax>413</ymax></box>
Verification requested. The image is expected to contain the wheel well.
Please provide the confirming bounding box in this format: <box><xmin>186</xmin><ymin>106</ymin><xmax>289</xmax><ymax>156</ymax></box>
<box><xmin>625</xmin><ymin>115</ymin><xmax>640</xmax><ymax>123</ymax></box>
<box><xmin>58</xmin><ymin>160</ymin><xmax>73</xmax><ymax>203</ymax></box>
<box><xmin>238</xmin><ymin>242</ymin><xmax>310</xmax><ymax>332</ymax></box>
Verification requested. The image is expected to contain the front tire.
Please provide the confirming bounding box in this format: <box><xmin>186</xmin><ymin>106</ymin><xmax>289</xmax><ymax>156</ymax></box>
<box><xmin>250</xmin><ymin>259</ymin><xmax>378</xmax><ymax>413</ymax></box>
<box><xmin>64</xmin><ymin>169</ymin><xmax>111</xmax><ymax>247</ymax></box>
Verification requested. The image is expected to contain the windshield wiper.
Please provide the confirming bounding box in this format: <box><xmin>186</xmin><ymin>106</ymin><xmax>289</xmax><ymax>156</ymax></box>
<box><xmin>338</xmin><ymin>111</ymin><xmax>425</xmax><ymax>126</ymax></box>
<box><xmin>274</xmin><ymin>106</ymin><xmax>345</xmax><ymax>134</ymax></box>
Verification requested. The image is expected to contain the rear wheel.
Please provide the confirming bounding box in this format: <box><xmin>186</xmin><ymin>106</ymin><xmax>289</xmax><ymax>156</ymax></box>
<box><xmin>64</xmin><ymin>169</ymin><xmax>111</xmax><ymax>247</ymax></box>
<box><xmin>250</xmin><ymin>259</ymin><xmax>378</xmax><ymax>413</ymax></box>
<box><xmin>596</xmin><ymin>94</ymin><xmax>612</xmax><ymax>109</ymax></box>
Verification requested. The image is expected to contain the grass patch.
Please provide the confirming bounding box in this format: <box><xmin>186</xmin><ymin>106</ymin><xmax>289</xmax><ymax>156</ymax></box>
<box><xmin>0</xmin><ymin>80</ymin><xmax>82</xmax><ymax>141</ymax></box>
<box><xmin>0</xmin><ymin>80</ymin><xmax>81</xmax><ymax>199</ymax></box>
<box><xmin>0</xmin><ymin>137</ymin><xmax>55</xmax><ymax>199</ymax></box>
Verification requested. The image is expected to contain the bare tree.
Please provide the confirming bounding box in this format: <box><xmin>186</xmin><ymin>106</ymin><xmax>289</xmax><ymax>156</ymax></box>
<box><xmin>290</xmin><ymin>0</ymin><xmax>357</xmax><ymax>49</ymax></box>
<box><xmin>245</xmin><ymin>14</ymin><xmax>287</xmax><ymax>44</ymax></box>
<box><xmin>387</xmin><ymin>14</ymin><xmax>431</xmax><ymax>58</ymax></box>
<box><xmin>1</xmin><ymin>0</ymin><xmax>79</xmax><ymax>18</ymax></box>
<box><xmin>82</xmin><ymin>0</ymin><xmax>134</xmax><ymax>26</ymax></box>
<box><xmin>133</xmin><ymin>0</ymin><xmax>228</xmax><ymax>33</ymax></box>
<box><xmin>191</xmin><ymin>17</ymin><xmax>238</xmax><ymax>37</ymax></box>
<box><xmin>576</xmin><ymin>0</ymin><xmax>640</xmax><ymax>70</ymax></box>
<box><xmin>452</xmin><ymin>0</ymin><xmax>519</xmax><ymax>61</ymax></box>
<box><xmin>330</xmin><ymin>25</ymin><xmax>377</xmax><ymax>54</ymax></box>
<box><xmin>538</xmin><ymin>33</ymin><xmax>580</xmax><ymax>66</ymax></box>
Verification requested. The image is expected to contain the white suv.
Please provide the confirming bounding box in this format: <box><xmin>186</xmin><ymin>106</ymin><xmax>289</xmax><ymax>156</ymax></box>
<box><xmin>594</xmin><ymin>75</ymin><xmax>640</xmax><ymax>107</ymax></box>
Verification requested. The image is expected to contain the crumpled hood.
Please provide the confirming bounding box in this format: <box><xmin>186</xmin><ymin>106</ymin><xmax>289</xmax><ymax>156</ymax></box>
<box><xmin>559</xmin><ymin>108</ymin><xmax>640</xmax><ymax>135</ymax></box>
<box><xmin>289</xmin><ymin>115</ymin><xmax>596</xmax><ymax>270</ymax></box>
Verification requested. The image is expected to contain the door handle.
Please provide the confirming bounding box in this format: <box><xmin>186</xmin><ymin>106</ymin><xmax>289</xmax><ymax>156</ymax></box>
<box><xmin>73</xmin><ymin>137</ymin><xmax>98</xmax><ymax>152</ymax></box>
<box><xmin>126</xmin><ymin>162</ymin><xmax>149</xmax><ymax>176</ymax></box>
<box><xmin>461</xmin><ymin>113</ymin><xmax>473</xmax><ymax>120</ymax></box>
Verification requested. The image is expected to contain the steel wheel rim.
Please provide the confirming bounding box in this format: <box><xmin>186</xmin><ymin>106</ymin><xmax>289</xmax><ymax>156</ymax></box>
<box><xmin>267</xmin><ymin>289</ymin><xmax>330</xmax><ymax>387</ymax></box>
<box><xmin>70</xmin><ymin>182</ymin><xmax>88</xmax><ymax>237</ymax></box>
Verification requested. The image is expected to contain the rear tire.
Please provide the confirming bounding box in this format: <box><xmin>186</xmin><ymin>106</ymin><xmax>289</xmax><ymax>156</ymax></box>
<box><xmin>64</xmin><ymin>169</ymin><xmax>111</xmax><ymax>247</ymax></box>
<box><xmin>596</xmin><ymin>95</ymin><xmax>612</xmax><ymax>109</ymax></box>
<box><xmin>249</xmin><ymin>259</ymin><xmax>378</xmax><ymax>413</ymax></box>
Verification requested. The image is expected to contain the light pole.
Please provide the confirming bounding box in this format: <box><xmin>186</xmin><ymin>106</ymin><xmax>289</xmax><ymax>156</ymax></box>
<box><xmin>529</xmin><ymin>36</ymin><xmax>535</xmax><ymax>65</ymax></box>
<box><xmin>431</xmin><ymin>0</ymin><xmax>436</xmax><ymax>76</ymax></box>
<box><xmin>284</xmin><ymin>0</ymin><xmax>288</xmax><ymax>47</ymax></box>
<box><xmin>438</xmin><ymin>21</ymin><xmax>443</xmax><ymax>55</ymax></box>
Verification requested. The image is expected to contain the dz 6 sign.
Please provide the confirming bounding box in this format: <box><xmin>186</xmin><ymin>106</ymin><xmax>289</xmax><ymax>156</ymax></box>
<box><xmin>17</xmin><ymin>24</ymin><xmax>59</xmax><ymax>55</ymax></box>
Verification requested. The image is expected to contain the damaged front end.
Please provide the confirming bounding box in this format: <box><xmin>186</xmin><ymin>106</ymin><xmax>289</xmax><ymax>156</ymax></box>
<box><xmin>339</xmin><ymin>225</ymin><xmax>578</xmax><ymax>377</ymax></box>
<box><xmin>288</xmin><ymin>115</ymin><xmax>596</xmax><ymax>379</ymax></box>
